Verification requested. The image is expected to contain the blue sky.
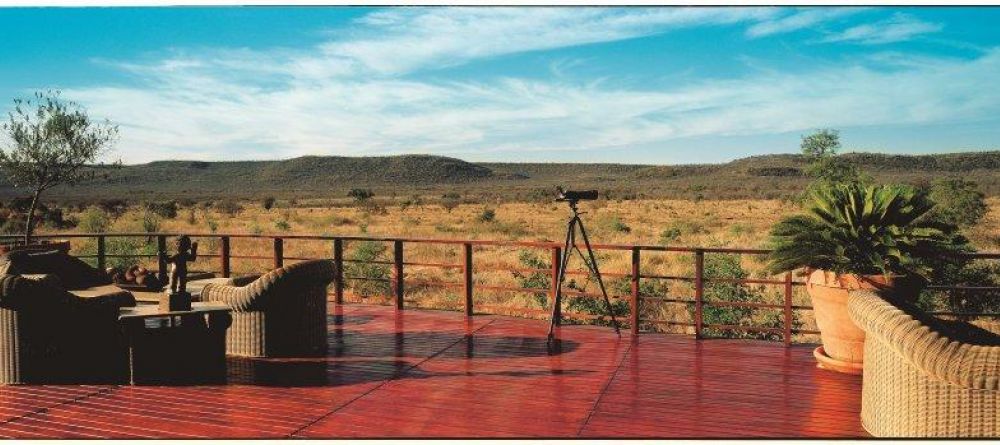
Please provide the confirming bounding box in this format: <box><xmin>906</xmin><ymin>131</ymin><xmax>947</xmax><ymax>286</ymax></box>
<box><xmin>2</xmin><ymin>6</ymin><xmax>1000</xmax><ymax>164</ymax></box>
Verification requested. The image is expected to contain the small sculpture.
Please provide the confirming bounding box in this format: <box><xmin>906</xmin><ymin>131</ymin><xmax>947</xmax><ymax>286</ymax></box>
<box><xmin>159</xmin><ymin>235</ymin><xmax>198</xmax><ymax>311</ymax></box>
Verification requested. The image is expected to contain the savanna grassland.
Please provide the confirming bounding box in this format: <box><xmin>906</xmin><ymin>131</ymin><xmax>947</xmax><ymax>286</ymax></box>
<box><xmin>53</xmin><ymin>195</ymin><xmax>1000</xmax><ymax>342</ymax></box>
<box><xmin>7</xmin><ymin>150</ymin><xmax>997</xmax><ymax>342</ymax></box>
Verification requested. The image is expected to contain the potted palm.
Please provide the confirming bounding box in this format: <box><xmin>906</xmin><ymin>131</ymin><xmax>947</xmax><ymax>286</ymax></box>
<box><xmin>766</xmin><ymin>182</ymin><xmax>968</xmax><ymax>374</ymax></box>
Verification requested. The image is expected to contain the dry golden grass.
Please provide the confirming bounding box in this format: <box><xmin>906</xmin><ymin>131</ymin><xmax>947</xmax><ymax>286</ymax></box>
<box><xmin>60</xmin><ymin>197</ymin><xmax>1000</xmax><ymax>342</ymax></box>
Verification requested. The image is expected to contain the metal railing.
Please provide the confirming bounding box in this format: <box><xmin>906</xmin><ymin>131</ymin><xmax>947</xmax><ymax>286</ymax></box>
<box><xmin>4</xmin><ymin>232</ymin><xmax>998</xmax><ymax>346</ymax></box>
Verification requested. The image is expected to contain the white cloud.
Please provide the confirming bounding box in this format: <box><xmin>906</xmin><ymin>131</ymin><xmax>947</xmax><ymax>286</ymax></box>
<box><xmin>821</xmin><ymin>13</ymin><xmax>943</xmax><ymax>44</ymax></box>
<box><xmin>746</xmin><ymin>7</ymin><xmax>865</xmax><ymax>38</ymax></box>
<box><xmin>311</xmin><ymin>7</ymin><xmax>776</xmax><ymax>77</ymax></box>
<box><xmin>43</xmin><ymin>8</ymin><xmax>998</xmax><ymax>163</ymax></box>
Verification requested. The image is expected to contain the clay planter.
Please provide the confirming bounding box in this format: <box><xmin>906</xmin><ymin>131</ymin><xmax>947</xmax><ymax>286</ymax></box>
<box><xmin>806</xmin><ymin>270</ymin><xmax>896</xmax><ymax>375</ymax></box>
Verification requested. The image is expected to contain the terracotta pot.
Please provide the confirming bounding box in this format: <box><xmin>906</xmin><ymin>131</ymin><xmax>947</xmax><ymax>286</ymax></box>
<box><xmin>806</xmin><ymin>270</ymin><xmax>896</xmax><ymax>374</ymax></box>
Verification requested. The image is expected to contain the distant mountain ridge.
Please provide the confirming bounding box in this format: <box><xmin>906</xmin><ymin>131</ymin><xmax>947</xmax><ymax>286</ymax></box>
<box><xmin>1</xmin><ymin>150</ymin><xmax>998</xmax><ymax>201</ymax></box>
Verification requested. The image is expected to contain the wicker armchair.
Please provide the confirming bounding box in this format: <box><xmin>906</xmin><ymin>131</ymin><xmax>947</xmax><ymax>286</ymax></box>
<box><xmin>848</xmin><ymin>290</ymin><xmax>1000</xmax><ymax>437</ymax></box>
<box><xmin>200</xmin><ymin>260</ymin><xmax>335</xmax><ymax>358</ymax></box>
<box><xmin>1</xmin><ymin>274</ymin><xmax>135</xmax><ymax>384</ymax></box>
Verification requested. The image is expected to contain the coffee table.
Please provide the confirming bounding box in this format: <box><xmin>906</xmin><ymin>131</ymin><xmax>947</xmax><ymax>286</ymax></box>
<box><xmin>119</xmin><ymin>302</ymin><xmax>232</xmax><ymax>385</ymax></box>
<box><xmin>129</xmin><ymin>277</ymin><xmax>233</xmax><ymax>304</ymax></box>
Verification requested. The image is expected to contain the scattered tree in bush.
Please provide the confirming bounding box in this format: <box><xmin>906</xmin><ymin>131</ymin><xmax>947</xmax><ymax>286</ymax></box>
<box><xmin>478</xmin><ymin>207</ymin><xmax>496</xmax><ymax>223</ymax></box>
<box><xmin>143</xmin><ymin>200</ymin><xmax>178</xmax><ymax>219</ymax></box>
<box><xmin>440</xmin><ymin>192</ymin><xmax>461</xmax><ymax>213</ymax></box>
<box><xmin>800</xmin><ymin>129</ymin><xmax>866</xmax><ymax>187</ymax></box>
<box><xmin>0</xmin><ymin>91</ymin><xmax>120</xmax><ymax>243</ymax></box>
<box><xmin>97</xmin><ymin>199</ymin><xmax>128</xmax><ymax>218</ymax></box>
<box><xmin>348</xmin><ymin>188</ymin><xmax>374</xmax><ymax>203</ymax></box>
<box><xmin>261</xmin><ymin>196</ymin><xmax>276</xmax><ymax>211</ymax></box>
<box><xmin>214</xmin><ymin>199</ymin><xmax>242</xmax><ymax>216</ymax></box>
<box><xmin>927</xmin><ymin>178</ymin><xmax>987</xmax><ymax>228</ymax></box>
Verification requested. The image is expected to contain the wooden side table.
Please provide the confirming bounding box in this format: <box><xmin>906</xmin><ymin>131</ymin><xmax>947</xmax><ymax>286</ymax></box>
<box><xmin>119</xmin><ymin>302</ymin><xmax>232</xmax><ymax>385</ymax></box>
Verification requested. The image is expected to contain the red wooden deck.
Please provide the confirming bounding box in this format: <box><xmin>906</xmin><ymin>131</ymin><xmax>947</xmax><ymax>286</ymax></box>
<box><xmin>0</xmin><ymin>304</ymin><xmax>866</xmax><ymax>438</ymax></box>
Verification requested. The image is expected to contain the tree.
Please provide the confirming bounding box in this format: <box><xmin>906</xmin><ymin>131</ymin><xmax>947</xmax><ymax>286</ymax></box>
<box><xmin>441</xmin><ymin>192</ymin><xmax>461</xmax><ymax>213</ymax></box>
<box><xmin>800</xmin><ymin>129</ymin><xmax>841</xmax><ymax>159</ymax></box>
<box><xmin>0</xmin><ymin>91</ymin><xmax>119</xmax><ymax>243</ymax></box>
<box><xmin>261</xmin><ymin>196</ymin><xmax>276</xmax><ymax>211</ymax></box>
<box><xmin>800</xmin><ymin>129</ymin><xmax>866</xmax><ymax>187</ymax></box>
<box><xmin>347</xmin><ymin>188</ymin><xmax>374</xmax><ymax>203</ymax></box>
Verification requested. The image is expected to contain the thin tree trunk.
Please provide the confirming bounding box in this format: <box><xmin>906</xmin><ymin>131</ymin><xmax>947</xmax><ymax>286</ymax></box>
<box><xmin>23</xmin><ymin>189</ymin><xmax>41</xmax><ymax>246</ymax></box>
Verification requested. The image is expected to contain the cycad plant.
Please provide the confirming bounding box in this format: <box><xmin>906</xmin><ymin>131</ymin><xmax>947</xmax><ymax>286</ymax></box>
<box><xmin>767</xmin><ymin>182</ymin><xmax>969</xmax><ymax>279</ymax></box>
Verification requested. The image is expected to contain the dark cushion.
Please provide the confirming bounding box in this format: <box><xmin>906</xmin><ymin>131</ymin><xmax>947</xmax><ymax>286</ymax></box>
<box><xmin>0</xmin><ymin>250</ymin><xmax>111</xmax><ymax>289</ymax></box>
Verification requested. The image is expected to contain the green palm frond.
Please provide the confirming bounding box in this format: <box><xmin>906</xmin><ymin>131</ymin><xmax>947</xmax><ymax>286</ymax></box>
<box><xmin>766</xmin><ymin>182</ymin><xmax>970</xmax><ymax>278</ymax></box>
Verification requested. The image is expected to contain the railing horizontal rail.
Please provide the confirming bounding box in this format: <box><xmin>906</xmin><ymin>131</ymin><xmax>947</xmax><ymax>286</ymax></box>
<box><xmin>8</xmin><ymin>231</ymin><xmax>998</xmax><ymax>344</ymax></box>
<box><xmin>11</xmin><ymin>232</ymin><xmax>998</xmax><ymax>258</ymax></box>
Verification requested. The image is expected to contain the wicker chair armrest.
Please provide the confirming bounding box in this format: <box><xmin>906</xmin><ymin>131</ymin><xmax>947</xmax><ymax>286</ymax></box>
<box><xmin>229</xmin><ymin>274</ymin><xmax>262</xmax><ymax>287</ymax></box>
<box><xmin>849</xmin><ymin>290</ymin><xmax>1000</xmax><ymax>390</ymax></box>
<box><xmin>200</xmin><ymin>282</ymin><xmax>264</xmax><ymax>312</ymax></box>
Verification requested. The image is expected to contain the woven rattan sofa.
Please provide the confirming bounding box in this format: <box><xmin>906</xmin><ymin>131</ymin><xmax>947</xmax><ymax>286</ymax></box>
<box><xmin>0</xmin><ymin>274</ymin><xmax>135</xmax><ymax>384</ymax></box>
<box><xmin>0</xmin><ymin>250</ymin><xmax>134</xmax><ymax>305</ymax></box>
<box><xmin>848</xmin><ymin>290</ymin><xmax>1000</xmax><ymax>437</ymax></box>
<box><xmin>200</xmin><ymin>259</ymin><xmax>336</xmax><ymax>358</ymax></box>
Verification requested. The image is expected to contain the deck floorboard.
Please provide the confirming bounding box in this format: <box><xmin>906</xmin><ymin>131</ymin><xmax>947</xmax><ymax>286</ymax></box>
<box><xmin>0</xmin><ymin>304</ymin><xmax>866</xmax><ymax>438</ymax></box>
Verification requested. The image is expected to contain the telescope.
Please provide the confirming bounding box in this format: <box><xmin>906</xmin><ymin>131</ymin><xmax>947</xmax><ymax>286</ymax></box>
<box><xmin>555</xmin><ymin>187</ymin><xmax>598</xmax><ymax>202</ymax></box>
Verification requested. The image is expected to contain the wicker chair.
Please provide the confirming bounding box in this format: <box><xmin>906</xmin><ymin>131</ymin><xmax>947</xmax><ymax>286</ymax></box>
<box><xmin>0</xmin><ymin>274</ymin><xmax>135</xmax><ymax>384</ymax></box>
<box><xmin>848</xmin><ymin>290</ymin><xmax>1000</xmax><ymax>437</ymax></box>
<box><xmin>200</xmin><ymin>260</ymin><xmax>335</xmax><ymax>358</ymax></box>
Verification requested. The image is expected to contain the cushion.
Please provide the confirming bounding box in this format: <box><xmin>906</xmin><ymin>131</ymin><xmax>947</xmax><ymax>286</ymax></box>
<box><xmin>1</xmin><ymin>250</ymin><xmax>111</xmax><ymax>289</ymax></box>
<box><xmin>67</xmin><ymin>284</ymin><xmax>136</xmax><ymax>307</ymax></box>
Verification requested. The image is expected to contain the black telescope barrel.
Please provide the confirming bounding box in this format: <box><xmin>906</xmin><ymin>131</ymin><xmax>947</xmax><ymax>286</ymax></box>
<box><xmin>557</xmin><ymin>189</ymin><xmax>599</xmax><ymax>201</ymax></box>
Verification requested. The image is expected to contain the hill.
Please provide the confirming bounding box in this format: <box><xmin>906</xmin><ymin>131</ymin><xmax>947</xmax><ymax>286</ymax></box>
<box><xmin>1</xmin><ymin>151</ymin><xmax>998</xmax><ymax>202</ymax></box>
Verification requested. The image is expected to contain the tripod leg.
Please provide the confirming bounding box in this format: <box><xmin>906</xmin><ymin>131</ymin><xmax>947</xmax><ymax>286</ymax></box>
<box><xmin>548</xmin><ymin>218</ymin><xmax>575</xmax><ymax>340</ymax></box>
<box><xmin>576</xmin><ymin>217</ymin><xmax>622</xmax><ymax>336</ymax></box>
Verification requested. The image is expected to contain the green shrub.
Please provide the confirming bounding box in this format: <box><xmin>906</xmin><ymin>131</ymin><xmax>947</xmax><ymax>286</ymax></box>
<box><xmin>345</xmin><ymin>240</ymin><xmax>391</xmax><ymax>297</ymax></box>
<box><xmin>478</xmin><ymin>208</ymin><xmax>496</xmax><ymax>223</ymax></box>
<box><xmin>659</xmin><ymin>227</ymin><xmax>682</xmax><ymax>243</ymax></box>
<box><xmin>512</xmin><ymin>250</ymin><xmax>552</xmax><ymax>307</ymax></box>
<box><xmin>695</xmin><ymin>253</ymin><xmax>791</xmax><ymax>341</ymax></box>
<box><xmin>140</xmin><ymin>210</ymin><xmax>161</xmax><ymax>234</ymax></box>
<box><xmin>261</xmin><ymin>196</ymin><xmax>276</xmax><ymax>211</ymax></box>
<box><xmin>606</xmin><ymin>216</ymin><xmax>631</xmax><ymax>233</ymax></box>
<box><xmin>78</xmin><ymin>206</ymin><xmax>110</xmax><ymax>233</ymax></box>
<box><xmin>274</xmin><ymin>219</ymin><xmax>291</xmax><ymax>231</ymax></box>
<box><xmin>348</xmin><ymin>188</ymin><xmax>374</xmax><ymax>203</ymax></box>
<box><xmin>927</xmin><ymin>178</ymin><xmax>987</xmax><ymax>227</ymax></box>
<box><xmin>144</xmin><ymin>201</ymin><xmax>178</xmax><ymax>219</ymax></box>
<box><xmin>214</xmin><ymin>199</ymin><xmax>242</xmax><ymax>217</ymax></box>
<box><xmin>729</xmin><ymin>223</ymin><xmax>751</xmax><ymax>236</ymax></box>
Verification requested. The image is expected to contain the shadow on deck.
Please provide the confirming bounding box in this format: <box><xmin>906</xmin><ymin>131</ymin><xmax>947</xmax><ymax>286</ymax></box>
<box><xmin>0</xmin><ymin>304</ymin><xmax>865</xmax><ymax>438</ymax></box>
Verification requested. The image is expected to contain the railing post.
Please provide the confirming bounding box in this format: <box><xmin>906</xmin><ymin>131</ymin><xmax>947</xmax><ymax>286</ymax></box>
<box><xmin>784</xmin><ymin>271</ymin><xmax>793</xmax><ymax>347</ymax></box>
<box><xmin>393</xmin><ymin>240</ymin><xmax>404</xmax><ymax>310</ymax></box>
<box><xmin>273</xmin><ymin>237</ymin><xmax>284</xmax><ymax>269</ymax></box>
<box><xmin>96</xmin><ymin>235</ymin><xmax>106</xmax><ymax>271</ymax></box>
<box><xmin>156</xmin><ymin>235</ymin><xmax>167</xmax><ymax>282</ymax></box>
<box><xmin>463</xmin><ymin>243</ymin><xmax>474</xmax><ymax>316</ymax></box>
<box><xmin>550</xmin><ymin>246</ymin><xmax>562</xmax><ymax>327</ymax></box>
<box><xmin>333</xmin><ymin>238</ymin><xmax>344</xmax><ymax>305</ymax></box>
<box><xmin>631</xmin><ymin>247</ymin><xmax>640</xmax><ymax>337</ymax></box>
<box><xmin>220</xmin><ymin>236</ymin><xmax>231</xmax><ymax>278</ymax></box>
<box><xmin>694</xmin><ymin>249</ymin><xmax>704</xmax><ymax>339</ymax></box>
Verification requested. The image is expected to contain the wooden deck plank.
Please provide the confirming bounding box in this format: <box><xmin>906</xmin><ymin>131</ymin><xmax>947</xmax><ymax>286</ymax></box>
<box><xmin>0</xmin><ymin>304</ymin><xmax>866</xmax><ymax>438</ymax></box>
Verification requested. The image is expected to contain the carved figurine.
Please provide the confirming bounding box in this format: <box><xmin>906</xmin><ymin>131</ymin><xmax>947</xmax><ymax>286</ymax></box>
<box><xmin>165</xmin><ymin>235</ymin><xmax>198</xmax><ymax>294</ymax></box>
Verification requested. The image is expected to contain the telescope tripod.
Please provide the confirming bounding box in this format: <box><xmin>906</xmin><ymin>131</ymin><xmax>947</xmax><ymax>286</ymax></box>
<box><xmin>547</xmin><ymin>200</ymin><xmax>621</xmax><ymax>341</ymax></box>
